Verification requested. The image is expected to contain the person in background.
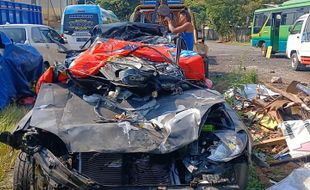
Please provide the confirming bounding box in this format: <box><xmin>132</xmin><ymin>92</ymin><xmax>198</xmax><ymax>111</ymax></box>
<box><xmin>165</xmin><ymin>9</ymin><xmax>194</xmax><ymax>50</ymax></box>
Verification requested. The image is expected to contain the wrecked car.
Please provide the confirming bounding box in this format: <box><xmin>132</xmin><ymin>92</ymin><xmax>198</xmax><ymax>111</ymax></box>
<box><xmin>0</xmin><ymin>22</ymin><xmax>251</xmax><ymax>190</ymax></box>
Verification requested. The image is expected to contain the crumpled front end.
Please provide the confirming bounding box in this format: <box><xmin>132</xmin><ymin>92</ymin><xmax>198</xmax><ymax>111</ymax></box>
<box><xmin>3</xmin><ymin>83</ymin><xmax>250</xmax><ymax>189</ymax></box>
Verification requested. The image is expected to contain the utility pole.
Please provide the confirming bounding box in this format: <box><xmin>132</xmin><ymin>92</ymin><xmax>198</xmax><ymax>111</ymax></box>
<box><xmin>47</xmin><ymin>0</ymin><xmax>50</xmax><ymax>26</ymax></box>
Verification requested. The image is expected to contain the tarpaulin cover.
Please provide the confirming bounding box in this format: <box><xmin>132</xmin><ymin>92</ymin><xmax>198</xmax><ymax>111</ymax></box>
<box><xmin>0</xmin><ymin>31</ymin><xmax>44</xmax><ymax>109</ymax></box>
<box><xmin>91</xmin><ymin>22</ymin><xmax>168</xmax><ymax>41</ymax></box>
<box><xmin>69</xmin><ymin>38</ymin><xmax>205</xmax><ymax>80</ymax></box>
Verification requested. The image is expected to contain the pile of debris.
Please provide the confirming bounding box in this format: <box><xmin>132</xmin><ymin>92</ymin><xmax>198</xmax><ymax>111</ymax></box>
<box><xmin>225</xmin><ymin>80</ymin><xmax>310</xmax><ymax>184</ymax></box>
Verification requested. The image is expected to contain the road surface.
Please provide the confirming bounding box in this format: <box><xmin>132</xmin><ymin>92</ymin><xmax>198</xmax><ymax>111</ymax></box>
<box><xmin>207</xmin><ymin>41</ymin><xmax>310</xmax><ymax>86</ymax></box>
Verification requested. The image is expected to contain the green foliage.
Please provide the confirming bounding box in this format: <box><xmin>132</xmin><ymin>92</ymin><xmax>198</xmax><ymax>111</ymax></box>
<box><xmin>229</xmin><ymin>68</ymin><xmax>258</xmax><ymax>89</ymax></box>
<box><xmin>185</xmin><ymin>0</ymin><xmax>207</xmax><ymax>28</ymax></box>
<box><xmin>0</xmin><ymin>105</ymin><xmax>28</xmax><ymax>182</ymax></box>
<box><xmin>96</xmin><ymin>0</ymin><xmax>139</xmax><ymax>21</ymax></box>
<box><xmin>247</xmin><ymin>165</ymin><xmax>265</xmax><ymax>190</ymax></box>
<box><xmin>185</xmin><ymin>0</ymin><xmax>286</xmax><ymax>38</ymax></box>
<box><xmin>212</xmin><ymin>66</ymin><xmax>258</xmax><ymax>94</ymax></box>
<box><xmin>205</xmin><ymin>0</ymin><xmax>244</xmax><ymax>38</ymax></box>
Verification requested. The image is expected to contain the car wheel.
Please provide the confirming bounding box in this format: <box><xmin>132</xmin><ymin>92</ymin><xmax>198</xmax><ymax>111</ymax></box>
<box><xmin>291</xmin><ymin>52</ymin><xmax>305</xmax><ymax>71</ymax></box>
<box><xmin>261</xmin><ymin>43</ymin><xmax>267</xmax><ymax>57</ymax></box>
<box><xmin>13</xmin><ymin>152</ymin><xmax>32</xmax><ymax>190</ymax></box>
<box><xmin>233</xmin><ymin>161</ymin><xmax>248</xmax><ymax>190</ymax></box>
<box><xmin>13</xmin><ymin>152</ymin><xmax>49</xmax><ymax>190</ymax></box>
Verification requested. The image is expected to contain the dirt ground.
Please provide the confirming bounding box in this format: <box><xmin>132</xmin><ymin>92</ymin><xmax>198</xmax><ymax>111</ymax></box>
<box><xmin>207</xmin><ymin>41</ymin><xmax>310</xmax><ymax>189</ymax></box>
<box><xmin>207</xmin><ymin>41</ymin><xmax>310</xmax><ymax>85</ymax></box>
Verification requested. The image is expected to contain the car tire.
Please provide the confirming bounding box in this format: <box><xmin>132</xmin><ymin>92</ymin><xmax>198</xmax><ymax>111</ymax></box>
<box><xmin>233</xmin><ymin>161</ymin><xmax>248</xmax><ymax>190</ymax></box>
<box><xmin>13</xmin><ymin>152</ymin><xmax>51</xmax><ymax>190</ymax></box>
<box><xmin>291</xmin><ymin>52</ymin><xmax>305</xmax><ymax>71</ymax></box>
<box><xmin>13</xmin><ymin>152</ymin><xmax>32</xmax><ymax>190</ymax></box>
<box><xmin>261</xmin><ymin>43</ymin><xmax>267</xmax><ymax>57</ymax></box>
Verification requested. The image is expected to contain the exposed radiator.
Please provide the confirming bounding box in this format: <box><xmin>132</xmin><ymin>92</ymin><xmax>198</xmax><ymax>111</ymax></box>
<box><xmin>130</xmin><ymin>155</ymin><xmax>171</xmax><ymax>185</ymax></box>
<box><xmin>80</xmin><ymin>153</ymin><xmax>123</xmax><ymax>185</ymax></box>
<box><xmin>78</xmin><ymin>153</ymin><xmax>173</xmax><ymax>186</ymax></box>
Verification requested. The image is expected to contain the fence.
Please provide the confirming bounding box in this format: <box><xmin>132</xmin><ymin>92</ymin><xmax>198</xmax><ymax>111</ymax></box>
<box><xmin>234</xmin><ymin>28</ymin><xmax>251</xmax><ymax>43</ymax></box>
<box><xmin>202</xmin><ymin>26</ymin><xmax>251</xmax><ymax>42</ymax></box>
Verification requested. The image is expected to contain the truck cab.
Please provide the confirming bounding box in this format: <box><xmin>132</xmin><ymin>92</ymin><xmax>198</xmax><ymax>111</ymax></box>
<box><xmin>130</xmin><ymin>0</ymin><xmax>208</xmax><ymax>57</ymax></box>
<box><xmin>286</xmin><ymin>13</ymin><xmax>310</xmax><ymax>71</ymax></box>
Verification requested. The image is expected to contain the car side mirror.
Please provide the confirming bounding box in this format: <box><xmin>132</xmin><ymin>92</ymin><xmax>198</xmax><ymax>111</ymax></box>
<box><xmin>59</xmin><ymin>38</ymin><xmax>66</xmax><ymax>44</ymax></box>
<box><xmin>63</xmin><ymin>38</ymin><xmax>68</xmax><ymax>44</ymax></box>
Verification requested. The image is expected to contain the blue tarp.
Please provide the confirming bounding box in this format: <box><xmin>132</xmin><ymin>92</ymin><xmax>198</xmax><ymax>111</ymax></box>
<box><xmin>0</xmin><ymin>31</ymin><xmax>44</xmax><ymax>110</ymax></box>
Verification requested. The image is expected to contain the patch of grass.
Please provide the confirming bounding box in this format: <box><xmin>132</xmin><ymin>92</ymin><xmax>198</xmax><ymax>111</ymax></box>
<box><xmin>229</xmin><ymin>68</ymin><xmax>258</xmax><ymax>88</ymax></box>
<box><xmin>0</xmin><ymin>104</ymin><xmax>28</xmax><ymax>181</ymax></box>
<box><xmin>211</xmin><ymin>68</ymin><xmax>258</xmax><ymax>94</ymax></box>
<box><xmin>247</xmin><ymin>165</ymin><xmax>265</xmax><ymax>190</ymax></box>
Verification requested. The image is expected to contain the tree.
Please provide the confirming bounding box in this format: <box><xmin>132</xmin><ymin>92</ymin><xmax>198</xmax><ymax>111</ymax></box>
<box><xmin>205</xmin><ymin>0</ymin><xmax>246</xmax><ymax>39</ymax></box>
<box><xmin>203</xmin><ymin>0</ymin><xmax>286</xmax><ymax>40</ymax></box>
<box><xmin>185</xmin><ymin>0</ymin><xmax>207</xmax><ymax>28</ymax></box>
<box><xmin>96</xmin><ymin>0</ymin><xmax>139</xmax><ymax>21</ymax></box>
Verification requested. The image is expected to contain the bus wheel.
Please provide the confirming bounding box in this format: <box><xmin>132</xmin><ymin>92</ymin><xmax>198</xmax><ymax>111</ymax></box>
<box><xmin>291</xmin><ymin>53</ymin><xmax>305</xmax><ymax>71</ymax></box>
<box><xmin>261</xmin><ymin>43</ymin><xmax>267</xmax><ymax>57</ymax></box>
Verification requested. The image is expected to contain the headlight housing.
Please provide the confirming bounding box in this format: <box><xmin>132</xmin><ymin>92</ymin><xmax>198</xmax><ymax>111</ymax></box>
<box><xmin>208</xmin><ymin>130</ymin><xmax>248</xmax><ymax>162</ymax></box>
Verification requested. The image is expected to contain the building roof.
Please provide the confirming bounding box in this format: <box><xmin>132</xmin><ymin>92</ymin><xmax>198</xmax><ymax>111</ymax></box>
<box><xmin>255</xmin><ymin>0</ymin><xmax>310</xmax><ymax>13</ymax></box>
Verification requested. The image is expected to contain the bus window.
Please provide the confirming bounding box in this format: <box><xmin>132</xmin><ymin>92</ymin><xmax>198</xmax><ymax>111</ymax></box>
<box><xmin>63</xmin><ymin>14</ymin><xmax>99</xmax><ymax>35</ymax></box>
<box><xmin>253</xmin><ymin>13</ymin><xmax>269</xmax><ymax>34</ymax></box>
<box><xmin>281</xmin><ymin>12</ymin><xmax>295</xmax><ymax>25</ymax></box>
<box><xmin>291</xmin><ymin>21</ymin><xmax>303</xmax><ymax>34</ymax></box>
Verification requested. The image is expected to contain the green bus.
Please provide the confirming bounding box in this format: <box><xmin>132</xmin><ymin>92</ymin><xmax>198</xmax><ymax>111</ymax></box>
<box><xmin>251</xmin><ymin>0</ymin><xmax>310</xmax><ymax>55</ymax></box>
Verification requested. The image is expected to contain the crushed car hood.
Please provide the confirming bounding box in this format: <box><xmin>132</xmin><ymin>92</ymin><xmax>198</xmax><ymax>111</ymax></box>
<box><xmin>29</xmin><ymin>83</ymin><xmax>224</xmax><ymax>153</ymax></box>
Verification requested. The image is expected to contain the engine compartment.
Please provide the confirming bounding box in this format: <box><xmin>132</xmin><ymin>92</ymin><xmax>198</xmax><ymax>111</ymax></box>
<box><xmin>66</xmin><ymin>104</ymin><xmax>248</xmax><ymax>187</ymax></box>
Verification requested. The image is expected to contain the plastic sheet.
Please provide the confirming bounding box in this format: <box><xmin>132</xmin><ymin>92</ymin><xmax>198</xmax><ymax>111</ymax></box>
<box><xmin>91</xmin><ymin>22</ymin><xmax>168</xmax><ymax>42</ymax></box>
<box><xmin>279</xmin><ymin>120</ymin><xmax>310</xmax><ymax>158</ymax></box>
<box><xmin>267</xmin><ymin>166</ymin><xmax>310</xmax><ymax>190</ymax></box>
<box><xmin>0</xmin><ymin>31</ymin><xmax>44</xmax><ymax>109</ymax></box>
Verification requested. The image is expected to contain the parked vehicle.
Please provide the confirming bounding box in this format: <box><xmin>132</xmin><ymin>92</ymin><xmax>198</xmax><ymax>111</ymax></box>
<box><xmin>0</xmin><ymin>22</ymin><xmax>250</xmax><ymax>190</ymax></box>
<box><xmin>60</xmin><ymin>4</ymin><xmax>119</xmax><ymax>50</ymax></box>
<box><xmin>286</xmin><ymin>13</ymin><xmax>310</xmax><ymax>71</ymax></box>
<box><xmin>251</xmin><ymin>0</ymin><xmax>310</xmax><ymax>55</ymax></box>
<box><xmin>0</xmin><ymin>0</ymin><xmax>42</xmax><ymax>25</ymax></box>
<box><xmin>0</xmin><ymin>24</ymin><xmax>67</xmax><ymax>67</ymax></box>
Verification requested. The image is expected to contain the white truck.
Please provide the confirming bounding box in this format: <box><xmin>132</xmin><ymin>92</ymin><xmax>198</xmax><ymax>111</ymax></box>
<box><xmin>286</xmin><ymin>13</ymin><xmax>310</xmax><ymax>71</ymax></box>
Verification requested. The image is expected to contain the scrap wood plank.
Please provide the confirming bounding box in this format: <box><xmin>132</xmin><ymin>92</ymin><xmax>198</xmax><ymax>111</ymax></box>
<box><xmin>269</xmin><ymin>154</ymin><xmax>310</xmax><ymax>166</ymax></box>
<box><xmin>264</xmin><ymin>83</ymin><xmax>310</xmax><ymax>112</ymax></box>
<box><xmin>254</xmin><ymin>136</ymin><xmax>286</xmax><ymax>148</ymax></box>
<box><xmin>252</xmin><ymin>98</ymin><xmax>268</xmax><ymax>107</ymax></box>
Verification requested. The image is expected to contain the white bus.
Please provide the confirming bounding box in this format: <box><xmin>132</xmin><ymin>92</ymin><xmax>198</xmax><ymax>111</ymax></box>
<box><xmin>60</xmin><ymin>4</ymin><xmax>119</xmax><ymax>50</ymax></box>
